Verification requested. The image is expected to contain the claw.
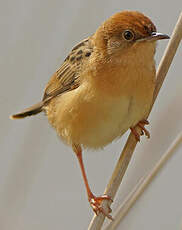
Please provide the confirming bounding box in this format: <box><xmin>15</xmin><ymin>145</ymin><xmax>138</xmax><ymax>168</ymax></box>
<box><xmin>130</xmin><ymin>119</ymin><xmax>150</xmax><ymax>142</ymax></box>
<box><xmin>138</xmin><ymin>123</ymin><xmax>150</xmax><ymax>138</ymax></box>
<box><xmin>89</xmin><ymin>194</ymin><xmax>113</xmax><ymax>220</ymax></box>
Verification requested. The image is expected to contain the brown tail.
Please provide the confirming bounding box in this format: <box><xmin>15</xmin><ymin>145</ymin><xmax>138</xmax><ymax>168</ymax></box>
<box><xmin>10</xmin><ymin>101</ymin><xmax>44</xmax><ymax>119</ymax></box>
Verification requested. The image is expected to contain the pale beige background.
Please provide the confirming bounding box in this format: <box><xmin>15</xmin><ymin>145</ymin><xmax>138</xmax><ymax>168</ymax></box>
<box><xmin>1</xmin><ymin>0</ymin><xmax>182</xmax><ymax>229</ymax></box>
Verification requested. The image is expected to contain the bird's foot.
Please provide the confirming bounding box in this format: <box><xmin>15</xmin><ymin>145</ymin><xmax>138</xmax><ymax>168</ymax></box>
<box><xmin>89</xmin><ymin>194</ymin><xmax>113</xmax><ymax>220</ymax></box>
<box><xmin>130</xmin><ymin>119</ymin><xmax>150</xmax><ymax>142</ymax></box>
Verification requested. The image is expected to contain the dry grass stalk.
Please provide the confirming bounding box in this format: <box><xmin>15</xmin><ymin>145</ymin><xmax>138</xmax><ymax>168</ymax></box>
<box><xmin>104</xmin><ymin>132</ymin><xmax>182</xmax><ymax>230</ymax></box>
<box><xmin>88</xmin><ymin>12</ymin><xmax>182</xmax><ymax>230</ymax></box>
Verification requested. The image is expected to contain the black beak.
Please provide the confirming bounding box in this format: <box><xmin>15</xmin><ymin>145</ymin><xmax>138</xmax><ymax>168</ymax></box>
<box><xmin>137</xmin><ymin>32</ymin><xmax>170</xmax><ymax>42</ymax></box>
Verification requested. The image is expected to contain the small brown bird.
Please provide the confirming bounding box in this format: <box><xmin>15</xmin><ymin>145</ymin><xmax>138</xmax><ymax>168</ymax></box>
<box><xmin>11</xmin><ymin>11</ymin><xmax>169</xmax><ymax>219</ymax></box>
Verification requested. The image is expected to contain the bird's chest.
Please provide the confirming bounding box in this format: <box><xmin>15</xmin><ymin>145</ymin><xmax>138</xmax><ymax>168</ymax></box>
<box><xmin>88</xmin><ymin>90</ymin><xmax>150</xmax><ymax>144</ymax></box>
<box><xmin>78</xmin><ymin>68</ymin><xmax>154</xmax><ymax>147</ymax></box>
<box><xmin>69</xmin><ymin>84</ymin><xmax>152</xmax><ymax>149</ymax></box>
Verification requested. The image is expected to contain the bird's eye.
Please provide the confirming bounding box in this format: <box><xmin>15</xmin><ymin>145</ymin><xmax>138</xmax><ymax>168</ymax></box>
<box><xmin>122</xmin><ymin>30</ymin><xmax>134</xmax><ymax>41</ymax></box>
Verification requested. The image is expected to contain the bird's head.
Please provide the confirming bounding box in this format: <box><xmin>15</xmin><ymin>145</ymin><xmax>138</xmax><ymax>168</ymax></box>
<box><xmin>94</xmin><ymin>11</ymin><xmax>169</xmax><ymax>56</ymax></box>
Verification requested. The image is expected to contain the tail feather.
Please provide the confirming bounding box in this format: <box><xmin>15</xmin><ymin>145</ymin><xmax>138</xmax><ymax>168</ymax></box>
<box><xmin>10</xmin><ymin>101</ymin><xmax>44</xmax><ymax>119</ymax></box>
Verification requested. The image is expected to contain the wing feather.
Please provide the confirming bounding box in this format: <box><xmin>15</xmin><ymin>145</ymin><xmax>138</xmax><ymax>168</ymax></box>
<box><xmin>42</xmin><ymin>37</ymin><xmax>93</xmax><ymax>101</ymax></box>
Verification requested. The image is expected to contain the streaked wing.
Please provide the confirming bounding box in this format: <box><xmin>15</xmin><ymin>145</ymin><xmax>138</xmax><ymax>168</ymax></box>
<box><xmin>42</xmin><ymin>37</ymin><xmax>93</xmax><ymax>101</ymax></box>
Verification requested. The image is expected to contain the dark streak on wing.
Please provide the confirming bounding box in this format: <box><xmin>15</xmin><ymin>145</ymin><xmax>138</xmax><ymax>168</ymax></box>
<box><xmin>71</xmin><ymin>38</ymin><xmax>89</xmax><ymax>51</ymax></box>
<box><xmin>42</xmin><ymin>37</ymin><xmax>93</xmax><ymax>102</ymax></box>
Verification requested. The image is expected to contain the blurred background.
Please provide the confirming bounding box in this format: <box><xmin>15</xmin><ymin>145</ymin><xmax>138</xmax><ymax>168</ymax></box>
<box><xmin>1</xmin><ymin>0</ymin><xmax>182</xmax><ymax>229</ymax></box>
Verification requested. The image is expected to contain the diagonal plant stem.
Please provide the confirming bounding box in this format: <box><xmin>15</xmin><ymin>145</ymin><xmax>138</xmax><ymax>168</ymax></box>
<box><xmin>104</xmin><ymin>132</ymin><xmax>182</xmax><ymax>230</ymax></box>
<box><xmin>88</xmin><ymin>12</ymin><xmax>182</xmax><ymax>230</ymax></box>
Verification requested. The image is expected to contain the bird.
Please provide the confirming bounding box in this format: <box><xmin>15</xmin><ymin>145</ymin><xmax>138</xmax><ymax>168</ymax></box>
<box><xmin>10</xmin><ymin>11</ymin><xmax>169</xmax><ymax>219</ymax></box>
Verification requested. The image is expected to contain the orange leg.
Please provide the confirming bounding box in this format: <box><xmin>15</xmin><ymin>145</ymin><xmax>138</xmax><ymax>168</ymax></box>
<box><xmin>130</xmin><ymin>119</ymin><xmax>150</xmax><ymax>142</ymax></box>
<box><xmin>72</xmin><ymin>144</ymin><xmax>113</xmax><ymax>220</ymax></box>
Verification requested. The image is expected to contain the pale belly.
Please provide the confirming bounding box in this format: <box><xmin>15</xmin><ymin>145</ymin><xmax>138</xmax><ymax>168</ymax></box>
<box><xmin>46</xmin><ymin>83</ymin><xmax>152</xmax><ymax>149</ymax></box>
